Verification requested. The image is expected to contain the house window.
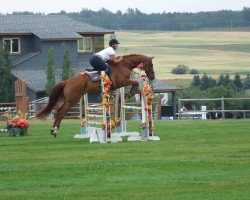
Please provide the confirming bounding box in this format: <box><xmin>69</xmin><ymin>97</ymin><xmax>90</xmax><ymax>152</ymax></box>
<box><xmin>78</xmin><ymin>37</ymin><xmax>92</xmax><ymax>52</ymax></box>
<box><xmin>3</xmin><ymin>38</ymin><xmax>20</xmax><ymax>53</ymax></box>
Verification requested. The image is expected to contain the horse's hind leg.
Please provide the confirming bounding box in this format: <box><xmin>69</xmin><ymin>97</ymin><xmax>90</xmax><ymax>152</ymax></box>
<box><xmin>50</xmin><ymin>102</ymin><xmax>73</xmax><ymax>137</ymax></box>
<box><xmin>123</xmin><ymin>80</ymin><xmax>139</xmax><ymax>98</ymax></box>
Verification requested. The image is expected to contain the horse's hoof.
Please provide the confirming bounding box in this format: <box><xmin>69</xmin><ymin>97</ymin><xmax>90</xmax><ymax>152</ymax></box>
<box><xmin>52</xmin><ymin>132</ymin><xmax>57</xmax><ymax>138</ymax></box>
<box><xmin>50</xmin><ymin>128</ymin><xmax>57</xmax><ymax>138</ymax></box>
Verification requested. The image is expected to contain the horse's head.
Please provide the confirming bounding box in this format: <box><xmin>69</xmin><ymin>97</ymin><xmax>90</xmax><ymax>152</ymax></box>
<box><xmin>121</xmin><ymin>54</ymin><xmax>155</xmax><ymax>80</ymax></box>
<box><xmin>142</xmin><ymin>56</ymin><xmax>155</xmax><ymax>80</ymax></box>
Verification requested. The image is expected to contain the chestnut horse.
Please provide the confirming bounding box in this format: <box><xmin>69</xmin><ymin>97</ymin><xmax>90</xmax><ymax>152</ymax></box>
<box><xmin>36</xmin><ymin>54</ymin><xmax>155</xmax><ymax>136</ymax></box>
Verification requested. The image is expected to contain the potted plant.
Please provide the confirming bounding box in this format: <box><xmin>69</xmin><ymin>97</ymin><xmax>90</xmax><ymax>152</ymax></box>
<box><xmin>5</xmin><ymin>111</ymin><xmax>30</xmax><ymax>136</ymax></box>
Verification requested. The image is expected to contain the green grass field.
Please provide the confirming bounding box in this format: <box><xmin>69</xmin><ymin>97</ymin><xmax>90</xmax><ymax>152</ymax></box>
<box><xmin>0</xmin><ymin>119</ymin><xmax>249</xmax><ymax>199</ymax></box>
<box><xmin>109</xmin><ymin>31</ymin><xmax>250</xmax><ymax>80</ymax></box>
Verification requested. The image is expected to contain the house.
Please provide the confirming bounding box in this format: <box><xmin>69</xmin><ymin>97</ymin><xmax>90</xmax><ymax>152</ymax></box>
<box><xmin>0</xmin><ymin>15</ymin><xmax>114</xmax><ymax>101</ymax></box>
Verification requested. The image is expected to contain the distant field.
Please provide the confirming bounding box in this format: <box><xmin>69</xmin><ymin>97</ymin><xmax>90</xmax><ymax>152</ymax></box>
<box><xmin>108</xmin><ymin>31</ymin><xmax>250</xmax><ymax>80</ymax></box>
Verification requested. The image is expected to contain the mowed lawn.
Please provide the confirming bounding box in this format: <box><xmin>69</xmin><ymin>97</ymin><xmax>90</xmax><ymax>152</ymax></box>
<box><xmin>112</xmin><ymin>31</ymin><xmax>250</xmax><ymax>79</ymax></box>
<box><xmin>0</xmin><ymin>119</ymin><xmax>249</xmax><ymax>200</ymax></box>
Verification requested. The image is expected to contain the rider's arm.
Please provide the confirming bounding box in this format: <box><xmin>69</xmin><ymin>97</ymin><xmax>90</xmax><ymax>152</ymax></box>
<box><xmin>111</xmin><ymin>55</ymin><xmax>123</xmax><ymax>64</ymax></box>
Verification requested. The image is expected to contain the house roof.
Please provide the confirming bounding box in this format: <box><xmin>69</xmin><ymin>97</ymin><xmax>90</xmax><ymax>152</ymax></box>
<box><xmin>0</xmin><ymin>15</ymin><xmax>114</xmax><ymax>40</ymax></box>
<box><xmin>134</xmin><ymin>77</ymin><xmax>181</xmax><ymax>93</ymax></box>
<box><xmin>11</xmin><ymin>66</ymin><xmax>89</xmax><ymax>92</ymax></box>
<box><xmin>12</xmin><ymin>52</ymin><xmax>41</xmax><ymax>66</ymax></box>
<box><xmin>151</xmin><ymin>79</ymin><xmax>181</xmax><ymax>93</ymax></box>
<box><xmin>12</xmin><ymin>68</ymin><xmax>181</xmax><ymax>93</ymax></box>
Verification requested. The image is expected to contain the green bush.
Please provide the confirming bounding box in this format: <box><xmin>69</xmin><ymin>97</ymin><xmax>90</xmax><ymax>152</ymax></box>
<box><xmin>171</xmin><ymin>65</ymin><xmax>189</xmax><ymax>74</ymax></box>
<box><xmin>189</xmin><ymin>68</ymin><xmax>199</xmax><ymax>74</ymax></box>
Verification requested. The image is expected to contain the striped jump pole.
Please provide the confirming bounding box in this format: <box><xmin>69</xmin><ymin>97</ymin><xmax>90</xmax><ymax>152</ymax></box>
<box><xmin>139</xmin><ymin>71</ymin><xmax>160</xmax><ymax>141</ymax></box>
<box><xmin>100</xmin><ymin>71</ymin><xmax>111</xmax><ymax>141</ymax></box>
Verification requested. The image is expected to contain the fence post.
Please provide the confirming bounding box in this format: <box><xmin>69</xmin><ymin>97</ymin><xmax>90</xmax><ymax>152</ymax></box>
<box><xmin>178</xmin><ymin>98</ymin><xmax>181</xmax><ymax>119</ymax></box>
<box><xmin>172</xmin><ymin>92</ymin><xmax>177</xmax><ymax>119</ymax></box>
<box><xmin>157</xmin><ymin>97</ymin><xmax>161</xmax><ymax>120</ymax></box>
<box><xmin>15</xmin><ymin>79</ymin><xmax>29</xmax><ymax>114</ymax></box>
<box><xmin>221</xmin><ymin>97</ymin><xmax>225</xmax><ymax>119</ymax></box>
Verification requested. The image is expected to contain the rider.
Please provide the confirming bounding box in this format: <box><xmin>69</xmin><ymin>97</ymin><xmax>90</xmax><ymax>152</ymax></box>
<box><xmin>89</xmin><ymin>39</ymin><xmax>123</xmax><ymax>75</ymax></box>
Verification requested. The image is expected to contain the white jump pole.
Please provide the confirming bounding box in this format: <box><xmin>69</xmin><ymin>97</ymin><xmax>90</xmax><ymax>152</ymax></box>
<box><xmin>120</xmin><ymin>87</ymin><xmax>126</xmax><ymax>133</ymax></box>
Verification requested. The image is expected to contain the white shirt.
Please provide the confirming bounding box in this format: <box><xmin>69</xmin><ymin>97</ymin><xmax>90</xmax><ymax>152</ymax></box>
<box><xmin>96</xmin><ymin>47</ymin><xmax>115</xmax><ymax>62</ymax></box>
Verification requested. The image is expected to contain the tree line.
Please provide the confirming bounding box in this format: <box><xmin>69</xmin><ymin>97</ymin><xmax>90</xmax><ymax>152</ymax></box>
<box><xmin>191</xmin><ymin>73</ymin><xmax>250</xmax><ymax>91</ymax></box>
<box><xmin>11</xmin><ymin>7</ymin><xmax>250</xmax><ymax>30</ymax></box>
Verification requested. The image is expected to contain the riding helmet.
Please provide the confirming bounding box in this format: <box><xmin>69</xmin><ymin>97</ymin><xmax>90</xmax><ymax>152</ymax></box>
<box><xmin>109</xmin><ymin>39</ymin><xmax>120</xmax><ymax>46</ymax></box>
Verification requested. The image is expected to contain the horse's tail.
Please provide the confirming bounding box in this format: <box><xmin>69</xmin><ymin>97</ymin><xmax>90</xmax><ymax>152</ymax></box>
<box><xmin>36</xmin><ymin>81</ymin><xmax>66</xmax><ymax>118</ymax></box>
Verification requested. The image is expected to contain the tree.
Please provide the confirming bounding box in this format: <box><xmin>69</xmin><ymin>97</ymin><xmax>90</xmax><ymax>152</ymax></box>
<box><xmin>243</xmin><ymin>74</ymin><xmax>250</xmax><ymax>89</ymax></box>
<box><xmin>200</xmin><ymin>73</ymin><xmax>210</xmax><ymax>90</ymax></box>
<box><xmin>0</xmin><ymin>43</ymin><xmax>13</xmax><ymax>102</ymax></box>
<box><xmin>243</xmin><ymin>7</ymin><xmax>250</xmax><ymax>26</ymax></box>
<box><xmin>224</xmin><ymin>74</ymin><xmax>231</xmax><ymax>86</ymax></box>
<box><xmin>233</xmin><ymin>73</ymin><xmax>243</xmax><ymax>91</ymax></box>
<box><xmin>61</xmin><ymin>43</ymin><xmax>73</xmax><ymax>80</ymax></box>
<box><xmin>45</xmin><ymin>48</ymin><xmax>56</xmax><ymax>95</ymax></box>
<box><xmin>209</xmin><ymin>77</ymin><xmax>217</xmax><ymax>88</ymax></box>
<box><xmin>217</xmin><ymin>74</ymin><xmax>225</xmax><ymax>86</ymax></box>
<box><xmin>207</xmin><ymin>86</ymin><xmax>234</xmax><ymax>98</ymax></box>
<box><xmin>191</xmin><ymin>75</ymin><xmax>201</xmax><ymax>87</ymax></box>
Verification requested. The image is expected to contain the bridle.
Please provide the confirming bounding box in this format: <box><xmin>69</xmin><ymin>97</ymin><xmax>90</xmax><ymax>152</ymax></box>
<box><xmin>123</xmin><ymin>58</ymin><xmax>151</xmax><ymax>76</ymax></box>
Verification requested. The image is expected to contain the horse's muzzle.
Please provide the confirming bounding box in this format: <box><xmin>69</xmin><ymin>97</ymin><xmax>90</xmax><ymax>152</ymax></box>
<box><xmin>148</xmin><ymin>74</ymin><xmax>155</xmax><ymax>80</ymax></box>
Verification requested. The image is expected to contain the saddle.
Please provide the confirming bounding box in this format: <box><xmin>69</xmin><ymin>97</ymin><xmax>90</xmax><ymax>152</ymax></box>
<box><xmin>83</xmin><ymin>71</ymin><xmax>101</xmax><ymax>82</ymax></box>
<box><xmin>83</xmin><ymin>70</ymin><xmax>113</xmax><ymax>83</ymax></box>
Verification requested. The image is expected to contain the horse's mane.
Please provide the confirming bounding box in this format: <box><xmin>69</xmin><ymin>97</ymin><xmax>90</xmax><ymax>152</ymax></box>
<box><xmin>108</xmin><ymin>54</ymin><xmax>146</xmax><ymax>66</ymax></box>
<box><xmin>108</xmin><ymin>54</ymin><xmax>151</xmax><ymax>68</ymax></box>
<box><xmin>122</xmin><ymin>54</ymin><xmax>148</xmax><ymax>59</ymax></box>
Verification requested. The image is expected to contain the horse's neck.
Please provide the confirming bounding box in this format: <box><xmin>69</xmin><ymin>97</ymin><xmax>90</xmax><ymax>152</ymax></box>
<box><xmin>123</xmin><ymin>56</ymin><xmax>144</xmax><ymax>70</ymax></box>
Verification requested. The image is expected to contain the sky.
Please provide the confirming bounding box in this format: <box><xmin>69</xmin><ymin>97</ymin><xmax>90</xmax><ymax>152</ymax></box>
<box><xmin>1</xmin><ymin>0</ymin><xmax>250</xmax><ymax>14</ymax></box>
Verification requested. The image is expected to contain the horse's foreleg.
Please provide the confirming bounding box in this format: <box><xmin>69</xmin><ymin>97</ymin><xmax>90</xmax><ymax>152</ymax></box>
<box><xmin>51</xmin><ymin>102</ymin><xmax>73</xmax><ymax>137</ymax></box>
<box><xmin>122</xmin><ymin>80</ymin><xmax>139</xmax><ymax>98</ymax></box>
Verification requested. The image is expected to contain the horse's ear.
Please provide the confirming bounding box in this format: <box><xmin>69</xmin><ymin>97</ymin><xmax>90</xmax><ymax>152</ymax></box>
<box><xmin>149</xmin><ymin>56</ymin><xmax>154</xmax><ymax>60</ymax></box>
